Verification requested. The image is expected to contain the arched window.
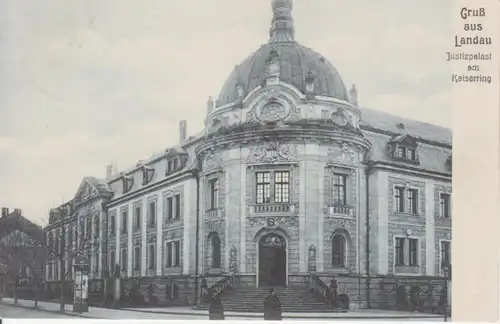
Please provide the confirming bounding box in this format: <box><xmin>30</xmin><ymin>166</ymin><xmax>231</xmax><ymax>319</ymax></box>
<box><xmin>211</xmin><ymin>234</ymin><xmax>221</xmax><ymax>269</ymax></box>
<box><xmin>332</xmin><ymin>234</ymin><xmax>346</xmax><ymax>267</ymax></box>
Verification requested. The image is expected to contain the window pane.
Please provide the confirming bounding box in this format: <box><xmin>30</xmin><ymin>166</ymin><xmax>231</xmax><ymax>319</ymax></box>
<box><xmin>395</xmin><ymin>238</ymin><xmax>405</xmax><ymax>265</ymax></box>
<box><xmin>175</xmin><ymin>195</ymin><xmax>181</xmax><ymax>219</ymax></box>
<box><xmin>174</xmin><ymin>241</ymin><xmax>180</xmax><ymax>267</ymax></box>
<box><xmin>409</xmin><ymin>239</ymin><xmax>418</xmax><ymax>266</ymax></box>
<box><xmin>332</xmin><ymin>235</ymin><xmax>345</xmax><ymax>266</ymax></box>
<box><xmin>256</xmin><ymin>172</ymin><xmax>271</xmax><ymax>204</ymax></box>
<box><xmin>333</xmin><ymin>174</ymin><xmax>347</xmax><ymax>205</ymax></box>
<box><xmin>274</xmin><ymin>171</ymin><xmax>290</xmax><ymax>203</ymax></box>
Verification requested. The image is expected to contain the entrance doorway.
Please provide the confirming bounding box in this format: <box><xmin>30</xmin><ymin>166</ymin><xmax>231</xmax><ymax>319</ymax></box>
<box><xmin>258</xmin><ymin>233</ymin><xmax>287</xmax><ymax>287</ymax></box>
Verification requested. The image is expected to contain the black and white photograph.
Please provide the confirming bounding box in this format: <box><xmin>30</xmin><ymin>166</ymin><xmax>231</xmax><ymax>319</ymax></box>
<box><xmin>0</xmin><ymin>0</ymin><xmax>497</xmax><ymax>321</ymax></box>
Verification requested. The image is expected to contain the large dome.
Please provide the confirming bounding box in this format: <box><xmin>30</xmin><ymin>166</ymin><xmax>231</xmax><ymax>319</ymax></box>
<box><xmin>217</xmin><ymin>0</ymin><xmax>350</xmax><ymax>107</ymax></box>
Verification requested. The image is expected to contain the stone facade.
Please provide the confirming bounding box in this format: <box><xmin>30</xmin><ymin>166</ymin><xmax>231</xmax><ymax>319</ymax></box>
<box><xmin>42</xmin><ymin>0</ymin><xmax>452</xmax><ymax>308</ymax></box>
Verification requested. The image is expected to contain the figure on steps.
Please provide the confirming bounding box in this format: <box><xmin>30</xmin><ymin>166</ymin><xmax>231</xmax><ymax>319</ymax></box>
<box><xmin>208</xmin><ymin>288</ymin><xmax>225</xmax><ymax>320</ymax></box>
<box><xmin>264</xmin><ymin>288</ymin><xmax>282</xmax><ymax>320</ymax></box>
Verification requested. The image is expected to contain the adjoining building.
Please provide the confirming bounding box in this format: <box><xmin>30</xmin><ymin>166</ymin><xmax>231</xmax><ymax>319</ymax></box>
<box><xmin>44</xmin><ymin>0</ymin><xmax>451</xmax><ymax>310</ymax></box>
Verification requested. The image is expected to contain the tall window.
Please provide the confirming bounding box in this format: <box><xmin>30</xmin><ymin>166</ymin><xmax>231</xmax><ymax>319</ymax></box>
<box><xmin>441</xmin><ymin>241</ymin><xmax>451</xmax><ymax>270</ymax></box>
<box><xmin>87</xmin><ymin>219</ymin><xmax>92</xmax><ymax>238</ymax></box>
<box><xmin>167</xmin><ymin>160</ymin><xmax>173</xmax><ymax>173</ymax></box>
<box><xmin>121</xmin><ymin>248</ymin><xmax>127</xmax><ymax>271</ymax></box>
<box><xmin>134</xmin><ymin>206</ymin><xmax>141</xmax><ymax>230</ymax></box>
<box><xmin>406</xmin><ymin>149</ymin><xmax>415</xmax><ymax>160</ymax></box>
<box><xmin>110</xmin><ymin>251</ymin><xmax>116</xmax><ymax>270</ymax></box>
<box><xmin>209</xmin><ymin>179</ymin><xmax>219</xmax><ymax>209</ymax></box>
<box><xmin>149</xmin><ymin>201</ymin><xmax>156</xmax><ymax>227</ymax></box>
<box><xmin>407</xmin><ymin>189</ymin><xmax>418</xmax><ymax>214</ymax></box>
<box><xmin>331</xmin><ymin>234</ymin><xmax>346</xmax><ymax>266</ymax></box>
<box><xmin>256</xmin><ymin>172</ymin><xmax>271</xmax><ymax>204</ymax></box>
<box><xmin>395</xmin><ymin>237</ymin><xmax>419</xmax><ymax>267</ymax></box>
<box><xmin>397</xmin><ymin>147</ymin><xmax>404</xmax><ymax>158</ymax></box>
<box><xmin>165</xmin><ymin>240</ymin><xmax>180</xmax><ymax>268</ymax></box>
<box><xmin>173</xmin><ymin>158</ymin><xmax>179</xmax><ymax>170</ymax></box>
<box><xmin>395</xmin><ymin>186</ymin><xmax>405</xmax><ymax>212</ymax></box>
<box><xmin>67</xmin><ymin>229</ymin><xmax>73</xmax><ymax>251</ymax></box>
<box><xmin>211</xmin><ymin>234</ymin><xmax>221</xmax><ymax>268</ymax></box>
<box><xmin>274</xmin><ymin>171</ymin><xmax>290</xmax><ymax>203</ymax></box>
<box><xmin>95</xmin><ymin>220</ymin><xmax>100</xmax><ymax>238</ymax></box>
<box><xmin>167</xmin><ymin>197</ymin><xmax>174</xmax><ymax>220</ymax></box>
<box><xmin>110</xmin><ymin>215</ymin><xmax>116</xmax><ymax>236</ymax></box>
<box><xmin>333</xmin><ymin>174</ymin><xmax>347</xmax><ymax>206</ymax></box>
<box><xmin>121</xmin><ymin>211</ymin><xmax>128</xmax><ymax>234</ymax></box>
<box><xmin>148</xmin><ymin>244</ymin><xmax>156</xmax><ymax>270</ymax></box>
<box><xmin>134</xmin><ymin>246</ymin><xmax>141</xmax><ymax>270</ymax></box>
<box><xmin>395</xmin><ymin>238</ymin><xmax>405</xmax><ymax>265</ymax></box>
<box><xmin>440</xmin><ymin>193</ymin><xmax>451</xmax><ymax>218</ymax></box>
<box><xmin>175</xmin><ymin>194</ymin><xmax>181</xmax><ymax>219</ymax></box>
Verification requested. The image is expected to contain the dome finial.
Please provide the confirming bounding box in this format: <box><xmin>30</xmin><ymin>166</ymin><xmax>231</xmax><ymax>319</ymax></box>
<box><xmin>269</xmin><ymin>0</ymin><xmax>296</xmax><ymax>43</ymax></box>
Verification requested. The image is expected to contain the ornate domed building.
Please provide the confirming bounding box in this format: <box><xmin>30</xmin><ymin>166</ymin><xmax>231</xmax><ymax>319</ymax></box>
<box><xmin>44</xmin><ymin>0</ymin><xmax>452</xmax><ymax>310</ymax></box>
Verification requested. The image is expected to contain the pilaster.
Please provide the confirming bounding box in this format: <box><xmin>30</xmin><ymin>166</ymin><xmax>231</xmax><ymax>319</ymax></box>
<box><xmin>182</xmin><ymin>180</ymin><xmax>192</xmax><ymax>275</ymax></box>
<box><xmin>299</xmin><ymin>158</ymin><xmax>307</xmax><ymax>272</ymax></box>
<box><xmin>425</xmin><ymin>180</ymin><xmax>435</xmax><ymax>275</ymax></box>
<box><xmin>318</xmin><ymin>163</ymin><xmax>325</xmax><ymax>272</ymax></box>
<box><xmin>157</xmin><ymin>194</ymin><xmax>163</xmax><ymax>276</ymax></box>
<box><xmin>377</xmin><ymin>171</ymin><xmax>389</xmax><ymax>274</ymax></box>
<box><xmin>140</xmin><ymin>199</ymin><xmax>147</xmax><ymax>277</ymax></box>
<box><xmin>239</xmin><ymin>161</ymin><xmax>247</xmax><ymax>273</ymax></box>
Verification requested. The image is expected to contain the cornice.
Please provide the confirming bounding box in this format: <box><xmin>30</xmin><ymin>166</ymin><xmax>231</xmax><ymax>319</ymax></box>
<box><xmin>368</xmin><ymin>161</ymin><xmax>452</xmax><ymax>182</ymax></box>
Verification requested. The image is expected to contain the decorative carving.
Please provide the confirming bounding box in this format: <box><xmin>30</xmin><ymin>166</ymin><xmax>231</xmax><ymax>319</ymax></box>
<box><xmin>330</xmin><ymin>108</ymin><xmax>349</xmax><ymax>126</ymax></box>
<box><xmin>324</xmin><ymin>217</ymin><xmax>355</xmax><ymax>230</ymax></box>
<box><xmin>258</xmin><ymin>101</ymin><xmax>288</xmax><ymax>123</ymax></box>
<box><xmin>308</xmin><ymin>244</ymin><xmax>317</xmax><ymax>273</ymax></box>
<box><xmin>260</xmin><ymin>233</ymin><xmax>286</xmax><ymax>248</ymax></box>
<box><xmin>305</xmin><ymin>71</ymin><xmax>315</xmax><ymax>97</ymax></box>
<box><xmin>248</xmin><ymin>216</ymin><xmax>298</xmax><ymax>228</ymax></box>
<box><xmin>204</xmin><ymin>219</ymin><xmax>224</xmax><ymax>232</ymax></box>
<box><xmin>327</xmin><ymin>143</ymin><xmax>357</xmax><ymax>165</ymax></box>
<box><xmin>446</xmin><ymin>233</ymin><xmax>451</xmax><ymax>240</ymax></box>
<box><xmin>229</xmin><ymin>245</ymin><xmax>238</xmax><ymax>273</ymax></box>
<box><xmin>264</xmin><ymin>50</ymin><xmax>280</xmax><ymax>84</ymax></box>
<box><xmin>147</xmin><ymin>235</ymin><xmax>156</xmax><ymax>244</ymax></box>
<box><xmin>202</xmin><ymin>152</ymin><xmax>223</xmax><ymax>174</ymax></box>
<box><xmin>235</xmin><ymin>83</ymin><xmax>245</xmax><ymax>99</ymax></box>
<box><xmin>247</xmin><ymin>142</ymin><xmax>298</xmax><ymax>164</ymax></box>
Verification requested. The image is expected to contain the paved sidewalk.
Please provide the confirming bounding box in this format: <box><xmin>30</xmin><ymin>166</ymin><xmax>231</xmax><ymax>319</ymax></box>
<box><xmin>0</xmin><ymin>298</ymin><xmax>447</xmax><ymax>320</ymax></box>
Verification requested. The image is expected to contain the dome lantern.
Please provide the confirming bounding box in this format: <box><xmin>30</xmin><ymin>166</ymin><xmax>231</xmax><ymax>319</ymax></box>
<box><xmin>269</xmin><ymin>0</ymin><xmax>296</xmax><ymax>43</ymax></box>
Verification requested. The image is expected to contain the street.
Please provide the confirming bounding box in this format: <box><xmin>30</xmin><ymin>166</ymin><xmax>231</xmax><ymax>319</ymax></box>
<box><xmin>0</xmin><ymin>303</ymin><xmax>74</xmax><ymax>318</ymax></box>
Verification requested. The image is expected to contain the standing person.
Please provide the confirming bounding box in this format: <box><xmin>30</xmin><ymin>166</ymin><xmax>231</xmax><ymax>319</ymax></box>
<box><xmin>201</xmin><ymin>276</ymin><xmax>208</xmax><ymax>303</ymax></box>
<box><xmin>208</xmin><ymin>288</ymin><xmax>225</xmax><ymax>320</ymax></box>
<box><xmin>329</xmin><ymin>277</ymin><xmax>339</xmax><ymax>307</ymax></box>
<box><xmin>264</xmin><ymin>288</ymin><xmax>282</xmax><ymax>320</ymax></box>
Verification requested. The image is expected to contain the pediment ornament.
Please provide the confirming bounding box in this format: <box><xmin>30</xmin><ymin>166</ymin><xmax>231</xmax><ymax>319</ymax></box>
<box><xmin>247</xmin><ymin>141</ymin><xmax>298</xmax><ymax>164</ymax></box>
<box><xmin>327</xmin><ymin>143</ymin><xmax>357</xmax><ymax>165</ymax></box>
<box><xmin>202</xmin><ymin>152</ymin><xmax>223</xmax><ymax>173</ymax></box>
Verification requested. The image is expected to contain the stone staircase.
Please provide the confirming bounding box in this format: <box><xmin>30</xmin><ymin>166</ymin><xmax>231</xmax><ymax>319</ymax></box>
<box><xmin>196</xmin><ymin>286</ymin><xmax>345</xmax><ymax>313</ymax></box>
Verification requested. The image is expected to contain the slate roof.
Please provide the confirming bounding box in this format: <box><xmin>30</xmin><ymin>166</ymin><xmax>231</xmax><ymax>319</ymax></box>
<box><xmin>84</xmin><ymin>176</ymin><xmax>112</xmax><ymax>193</ymax></box>
<box><xmin>359</xmin><ymin>107</ymin><xmax>452</xmax><ymax>145</ymax></box>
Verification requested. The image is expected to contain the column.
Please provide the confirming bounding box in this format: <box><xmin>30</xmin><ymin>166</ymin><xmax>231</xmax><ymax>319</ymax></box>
<box><xmin>182</xmin><ymin>180</ymin><xmax>192</xmax><ymax>275</ymax></box>
<box><xmin>318</xmin><ymin>164</ymin><xmax>325</xmax><ymax>272</ymax></box>
<box><xmin>239</xmin><ymin>162</ymin><xmax>247</xmax><ymax>273</ymax></box>
<box><xmin>425</xmin><ymin>181</ymin><xmax>435</xmax><ymax>275</ymax></box>
<box><xmin>197</xmin><ymin>178</ymin><xmax>205</xmax><ymax>275</ymax></box>
<box><xmin>141</xmin><ymin>199</ymin><xmax>147</xmax><ymax>277</ymax></box>
<box><xmin>115</xmin><ymin>210</ymin><xmax>120</xmax><ymax>272</ymax></box>
<box><xmin>377</xmin><ymin>171</ymin><xmax>389</xmax><ymax>274</ymax></box>
<box><xmin>128</xmin><ymin>206</ymin><xmax>133</xmax><ymax>277</ymax></box>
<box><xmin>157</xmin><ymin>195</ymin><xmax>164</xmax><ymax>276</ymax></box>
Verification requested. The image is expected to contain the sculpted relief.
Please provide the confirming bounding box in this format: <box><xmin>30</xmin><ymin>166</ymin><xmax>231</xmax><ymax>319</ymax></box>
<box><xmin>247</xmin><ymin>141</ymin><xmax>299</xmax><ymax>164</ymax></box>
<box><xmin>327</xmin><ymin>142</ymin><xmax>359</xmax><ymax>165</ymax></box>
<box><xmin>202</xmin><ymin>151</ymin><xmax>223</xmax><ymax>174</ymax></box>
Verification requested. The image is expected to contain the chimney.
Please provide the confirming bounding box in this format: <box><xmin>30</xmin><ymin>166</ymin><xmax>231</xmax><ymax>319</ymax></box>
<box><xmin>106</xmin><ymin>164</ymin><xmax>113</xmax><ymax>180</ymax></box>
<box><xmin>179</xmin><ymin>120</ymin><xmax>187</xmax><ymax>143</ymax></box>
<box><xmin>349</xmin><ymin>84</ymin><xmax>358</xmax><ymax>107</ymax></box>
<box><xmin>1</xmin><ymin>207</ymin><xmax>9</xmax><ymax>218</ymax></box>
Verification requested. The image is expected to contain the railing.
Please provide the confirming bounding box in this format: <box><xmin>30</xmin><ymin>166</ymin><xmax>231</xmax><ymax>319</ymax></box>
<box><xmin>210</xmin><ymin>272</ymin><xmax>235</xmax><ymax>297</ymax></box>
<box><xmin>252</xmin><ymin>203</ymin><xmax>297</xmax><ymax>213</ymax></box>
<box><xmin>204</xmin><ymin>209</ymin><xmax>224</xmax><ymax>219</ymax></box>
<box><xmin>310</xmin><ymin>275</ymin><xmax>332</xmax><ymax>305</ymax></box>
<box><xmin>325</xmin><ymin>205</ymin><xmax>353</xmax><ymax>216</ymax></box>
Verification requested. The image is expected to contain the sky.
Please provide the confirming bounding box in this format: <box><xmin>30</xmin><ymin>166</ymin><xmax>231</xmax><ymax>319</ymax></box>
<box><xmin>0</xmin><ymin>0</ymin><xmax>453</xmax><ymax>225</ymax></box>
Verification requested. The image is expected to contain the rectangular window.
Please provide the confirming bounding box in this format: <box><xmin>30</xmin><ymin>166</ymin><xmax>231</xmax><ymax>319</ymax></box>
<box><xmin>110</xmin><ymin>215</ymin><xmax>116</xmax><ymax>236</ymax></box>
<box><xmin>209</xmin><ymin>179</ymin><xmax>219</xmax><ymax>209</ymax></box>
<box><xmin>397</xmin><ymin>147</ymin><xmax>405</xmax><ymax>158</ymax></box>
<box><xmin>274</xmin><ymin>171</ymin><xmax>290</xmax><ymax>203</ymax></box>
<box><xmin>134</xmin><ymin>246</ymin><xmax>141</xmax><ymax>270</ymax></box>
<box><xmin>95</xmin><ymin>220</ymin><xmax>100</xmax><ymax>237</ymax></box>
<box><xmin>395</xmin><ymin>238</ymin><xmax>405</xmax><ymax>265</ymax></box>
<box><xmin>166</xmin><ymin>242</ymin><xmax>173</xmax><ymax>268</ymax></box>
<box><xmin>333</xmin><ymin>173</ymin><xmax>347</xmax><ymax>205</ymax></box>
<box><xmin>167</xmin><ymin>160</ymin><xmax>173</xmax><ymax>173</ymax></box>
<box><xmin>86</xmin><ymin>220</ymin><xmax>92</xmax><ymax>238</ymax></box>
<box><xmin>67</xmin><ymin>229</ymin><xmax>73</xmax><ymax>251</ymax></box>
<box><xmin>173</xmin><ymin>158</ymin><xmax>179</xmax><ymax>170</ymax></box>
<box><xmin>121</xmin><ymin>248</ymin><xmax>127</xmax><ymax>271</ymax></box>
<box><xmin>440</xmin><ymin>193</ymin><xmax>451</xmax><ymax>218</ymax></box>
<box><xmin>407</xmin><ymin>189</ymin><xmax>418</xmax><ymax>214</ymax></box>
<box><xmin>409</xmin><ymin>238</ymin><xmax>418</xmax><ymax>266</ymax></box>
<box><xmin>167</xmin><ymin>197</ymin><xmax>174</xmax><ymax>220</ymax></box>
<box><xmin>406</xmin><ymin>149</ymin><xmax>415</xmax><ymax>160</ymax></box>
<box><xmin>174</xmin><ymin>241</ymin><xmax>180</xmax><ymax>267</ymax></box>
<box><xmin>121</xmin><ymin>211</ymin><xmax>128</xmax><ymax>234</ymax></box>
<box><xmin>110</xmin><ymin>251</ymin><xmax>116</xmax><ymax>269</ymax></box>
<box><xmin>175</xmin><ymin>194</ymin><xmax>181</xmax><ymax>219</ymax></box>
<box><xmin>134</xmin><ymin>206</ymin><xmax>141</xmax><ymax>230</ymax></box>
<box><xmin>149</xmin><ymin>201</ymin><xmax>156</xmax><ymax>226</ymax></box>
<box><xmin>256</xmin><ymin>172</ymin><xmax>271</xmax><ymax>204</ymax></box>
<box><xmin>148</xmin><ymin>244</ymin><xmax>156</xmax><ymax>270</ymax></box>
<box><xmin>441</xmin><ymin>241</ymin><xmax>451</xmax><ymax>269</ymax></box>
<box><xmin>395</xmin><ymin>186</ymin><xmax>405</xmax><ymax>212</ymax></box>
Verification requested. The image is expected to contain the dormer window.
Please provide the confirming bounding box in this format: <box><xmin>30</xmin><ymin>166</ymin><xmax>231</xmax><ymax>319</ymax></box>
<box><xmin>165</xmin><ymin>151</ymin><xmax>188</xmax><ymax>176</ymax></box>
<box><xmin>388</xmin><ymin>124</ymin><xmax>419</xmax><ymax>164</ymax></box>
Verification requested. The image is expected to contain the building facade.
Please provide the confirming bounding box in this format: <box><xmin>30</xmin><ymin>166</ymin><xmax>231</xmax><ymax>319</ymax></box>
<box><xmin>44</xmin><ymin>0</ymin><xmax>452</xmax><ymax>306</ymax></box>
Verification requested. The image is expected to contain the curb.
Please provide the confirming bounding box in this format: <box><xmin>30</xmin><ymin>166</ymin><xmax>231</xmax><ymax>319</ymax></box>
<box><xmin>121</xmin><ymin>308</ymin><xmax>445</xmax><ymax>320</ymax></box>
<box><xmin>0</xmin><ymin>302</ymin><xmax>93</xmax><ymax>318</ymax></box>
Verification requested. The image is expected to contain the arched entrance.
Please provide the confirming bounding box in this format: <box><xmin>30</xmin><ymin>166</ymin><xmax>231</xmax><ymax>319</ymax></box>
<box><xmin>258</xmin><ymin>233</ymin><xmax>287</xmax><ymax>287</ymax></box>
